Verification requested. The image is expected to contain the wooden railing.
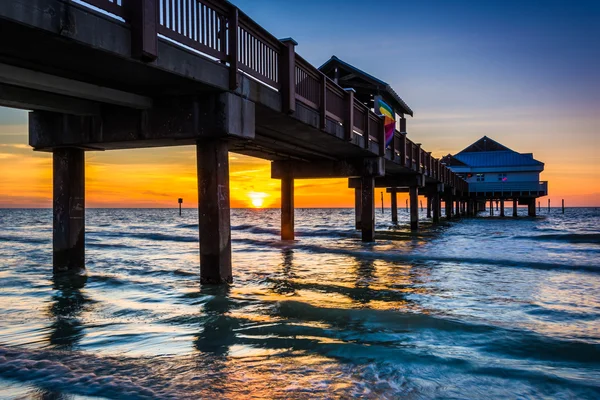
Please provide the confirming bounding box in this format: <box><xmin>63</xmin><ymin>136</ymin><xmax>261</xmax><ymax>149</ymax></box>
<box><xmin>78</xmin><ymin>0</ymin><xmax>466</xmax><ymax>190</ymax></box>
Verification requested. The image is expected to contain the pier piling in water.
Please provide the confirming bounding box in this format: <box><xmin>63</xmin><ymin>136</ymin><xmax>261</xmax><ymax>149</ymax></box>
<box><xmin>354</xmin><ymin>188</ymin><xmax>362</xmax><ymax>229</ymax></box>
<box><xmin>281</xmin><ymin>168</ymin><xmax>294</xmax><ymax>241</ymax></box>
<box><xmin>178</xmin><ymin>198</ymin><xmax>183</xmax><ymax>216</ymax></box>
<box><xmin>409</xmin><ymin>186</ymin><xmax>419</xmax><ymax>231</ymax></box>
<box><xmin>500</xmin><ymin>199</ymin><xmax>505</xmax><ymax>217</ymax></box>
<box><xmin>53</xmin><ymin>148</ymin><xmax>85</xmax><ymax>273</ymax></box>
<box><xmin>432</xmin><ymin>191</ymin><xmax>440</xmax><ymax>223</ymax></box>
<box><xmin>548</xmin><ymin>199</ymin><xmax>550</xmax><ymax>213</ymax></box>
<box><xmin>513</xmin><ymin>199</ymin><xmax>518</xmax><ymax>217</ymax></box>
<box><xmin>562</xmin><ymin>199</ymin><xmax>565</xmax><ymax>214</ymax></box>
<box><xmin>427</xmin><ymin>196</ymin><xmax>432</xmax><ymax>218</ymax></box>
<box><xmin>361</xmin><ymin>176</ymin><xmax>375</xmax><ymax>242</ymax></box>
<box><xmin>390</xmin><ymin>189</ymin><xmax>398</xmax><ymax>223</ymax></box>
<box><xmin>197</xmin><ymin>140</ymin><xmax>232</xmax><ymax>284</ymax></box>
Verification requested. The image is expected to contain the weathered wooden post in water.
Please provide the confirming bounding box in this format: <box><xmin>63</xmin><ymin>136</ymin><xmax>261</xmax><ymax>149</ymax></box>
<box><xmin>548</xmin><ymin>198</ymin><xmax>551</xmax><ymax>213</ymax></box>
<box><xmin>500</xmin><ymin>199</ymin><xmax>505</xmax><ymax>217</ymax></box>
<box><xmin>562</xmin><ymin>199</ymin><xmax>565</xmax><ymax>214</ymax></box>
<box><xmin>178</xmin><ymin>198</ymin><xmax>183</xmax><ymax>216</ymax></box>
<box><xmin>390</xmin><ymin>189</ymin><xmax>398</xmax><ymax>224</ymax></box>
<box><xmin>53</xmin><ymin>148</ymin><xmax>85</xmax><ymax>273</ymax></box>
<box><xmin>513</xmin><ymin>199</ymin><xmax>518</xmax><ymax>217</ymax></box>
<box><xmin>409</xmin><ymin>186</ymin><xmax>419</xmax><ymax>231</ymax></box>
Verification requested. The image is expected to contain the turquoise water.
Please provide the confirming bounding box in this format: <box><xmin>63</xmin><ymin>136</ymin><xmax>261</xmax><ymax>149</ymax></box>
<box><xmin>0</xmin><ymin>208</ymin><xmax>599</xmax><ymax>399</ymax></box>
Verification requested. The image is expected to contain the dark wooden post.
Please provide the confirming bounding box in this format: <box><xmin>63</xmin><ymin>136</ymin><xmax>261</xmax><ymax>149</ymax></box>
<box><xmin>446</xmin><ymin>195</ymin><xmax>453</xmax><ymax>218</ymax></box>
<box><xmin>455</xmin><ymin>199</ymin><xmax>460</xmax><ymax>217</ymax></box>
<box><xmin>409</xmin><ymin>186</ymin><xmax>419</xmax><ymax>231</ymax></box>
<box><xmin>500</xmin><ymin>199</ymin><xmax>505</xmax><ymax>217</ymax></box>
<box><xmin>53</xmin><ymin>148</ymin><xmax>85</xmax><ymax>273</ymax></box>
<box><xmin>280</xmin><ymin>38</ymin><xmax>298</xmax><ymax>114</ymax></box>
<box><xmin>354</xmin><ymin>187</ymin><xmax>362</xmax><ymax>229</ymax></box>
<box><xmin>432</xmin><ymin>190</ymin><xmax>440</xmax><ymax>223</ymax></box>
<box><xmin>399</xmin><ymin>132</ymin><xmax>407</xmax><ymax>166</ymax></box>
<box><xmin>361</xmin><ymin>176</ymin><xmax>375</xmax><ymax>242</ymax></box>
<box><xmin>228</xmin><ymin>7</ymin><xmax>239</xmax><ymax>90</ymax></box>
<box><xmin>344</xmin><ymin>88</ymin><xmax>355</xmax><ymax>141</ymax></box>
<box><xmin>562</xmin><ymin>199</ymin><xmax>565</xmax><ymax>214</ymax></box>
<box><xmin>320</xmin><ymin>74</ymin><xmax>327</xmax><ymax>130</ymax></box>
<box><xmin>529</xmin><ymin>198</ymin><xmax>537</xmax><ymax>217</ymax></box>
<box><xmin>548</xmin><ymin>198</ymin><xmax>551</xmax><ymax>213</ymax></box>
<box><xmin>426</xmin><ymin>196</ymin><xmax>432</xmax><ymax>218</ymax></box>
<box><xmin>378</xmin><ymin>116</ymin><xmax>386</xmax><ymax>155</ymax></box>
<box><xmin>513</xmin><ymin>199</ymin><xmax>518</xmax><ymax>217</ymax></box>
<box><xmin>281</xmin><ymin>170</ymin><xmax>294</xmax><ymax>240</ymax></box>
<box><xmin>390</xmin><ymin>189</ymin><xmax>398</xmax><ymax>224</ymax></box>
<box><xmin>197</xmin><ymin>139</ymin><xmax>232</xmax><ymax>284</ymax></box>
<box><xmin>178</xmin><ymin>198</ymin><xmax>183</xmax><ymax>216</ymax></box>
<box><xmin>131</xmin><ymin>0</ymin><xmax>158</xmax><ymax>61</ymax></box>
<box><xmin>490</xmin><ymin>199</ymin><xmax>494</xmax><ymax>216</ymax></box>
<box><xmin>363</xmin><ymin>109</ymin><xmax>370</xmax><ymax>149</ymax></box>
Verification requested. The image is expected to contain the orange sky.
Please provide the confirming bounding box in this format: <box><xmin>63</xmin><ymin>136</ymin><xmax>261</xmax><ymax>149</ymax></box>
<box><xmin>0</xmin><ymin>106</ymin><xmax>598</xmax><ymax>208</ymax></box>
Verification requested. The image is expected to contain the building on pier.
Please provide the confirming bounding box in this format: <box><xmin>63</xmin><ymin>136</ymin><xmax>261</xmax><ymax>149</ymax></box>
<box><xmin>442</xmin><ymin>136</ymin><xmax>548</xmax><ymax>216</ymax></box>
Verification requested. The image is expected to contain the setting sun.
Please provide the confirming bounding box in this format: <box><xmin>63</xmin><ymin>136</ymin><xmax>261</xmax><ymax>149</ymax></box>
<box><xmin>248</xmin><ymin>191</ymin><xmax>268</xmax><ymax>208</ymax></box>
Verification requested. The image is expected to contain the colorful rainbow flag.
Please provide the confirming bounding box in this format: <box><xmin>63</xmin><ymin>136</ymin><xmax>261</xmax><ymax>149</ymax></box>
<box><xmin>375</xmin><ymin>98</ymin><xmax>395</xmax><ymax>147</ymax></box>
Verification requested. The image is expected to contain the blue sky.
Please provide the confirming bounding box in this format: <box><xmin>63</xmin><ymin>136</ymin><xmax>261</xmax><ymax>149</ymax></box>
<box><xmin>232</xmin><ymin>0</ymin><xmax>600</xmax><ymax>114</ymax></box>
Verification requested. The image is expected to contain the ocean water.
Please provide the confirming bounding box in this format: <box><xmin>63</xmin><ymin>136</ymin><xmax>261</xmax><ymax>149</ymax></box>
<box><xmin>0</xmin><ymin>207</ymin><xmax>599</xmax><ymax>399</ymax></box>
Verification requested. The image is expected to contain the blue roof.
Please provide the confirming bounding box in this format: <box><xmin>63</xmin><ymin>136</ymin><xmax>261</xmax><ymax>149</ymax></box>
<box><xmin>454</xmin><ymin>151</ymin><xmax>544</xmax><ymax>168</ymax></box>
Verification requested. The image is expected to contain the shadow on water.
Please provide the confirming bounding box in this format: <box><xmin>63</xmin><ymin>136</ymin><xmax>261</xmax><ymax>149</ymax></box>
<box><xmin>46</xmin><ymin>274</ymin><xmax>90</xmax><ymax>350</ymax></box>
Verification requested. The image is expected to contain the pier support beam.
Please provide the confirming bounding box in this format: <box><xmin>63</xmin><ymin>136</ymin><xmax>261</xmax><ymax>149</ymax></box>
<box><xmin>489</xmin><ymin>199</ymin><xmax>494</xmax><ymax>216</ymax></box>
<box><xmin>513</xmin><ymin>199</ymin><xmax>518</xmax><ymax>217</ymax></box>
<box><xmin>354</xmin><ymin>188</ymin><xmax>361</xmax><ymax>230</ymax></box>
<box><xmin>53</xmin><ymin>148</ymin><xmax>85</xmax><ymax>273</ymax></box>
<box><xmin>390</xmin><ymin>189</ymin><xmax>398</xmax><ymax>224</ymax></box>
<box><xmin>281</xmin><ymin>172</ymin><xmax>294</xmax><ymax>240</ymax></box>
<box><xmin>445</xmin><ymin>196</ymin><xmax>453</xmax><ymax>219</ymax></box>
<box><xmin>432</xmin><ymin>192</ymin><xmax>440</xmax><ymax>224</ymax></box>
<box><xmin>455</xmin><ymin>200</ymin><xmax>460</xmax><ymax>218</ymax></box>
<box><xmin>409</xmin><ymin>186</ymin><xmax>419</xmax><ymax>231</ymax></box>
<box><xmin>197</xmin><ymin>139</ymin><xmax>232</xmax><ymax>284</ymax></box>
<box><xmin>361</xmin><ymin>176</ymin><xmax>375</xmax><ymax>242</ymax></box>
<box><xmin>528</xmin><ymin>198</ymin><xmax>536</xmax><ymax>217</ymax></box>
<box><xmin>500</xmin><ymin>199</ymin><xmax>505</xmax><ymax>217</ymax></box>
<box><xmin>426</xmin><ymin>196</ymin><xmax>432</xmax><ymax>219</ymax></box>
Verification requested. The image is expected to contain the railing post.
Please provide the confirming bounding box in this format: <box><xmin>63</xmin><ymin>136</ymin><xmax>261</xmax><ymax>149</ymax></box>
<box><xmin>399</xmin><ymin>132</ymin><xmax>406</xmax><ymax>167</ymax></box>
<box><xmin>378</xmin><ymin>116</ymin><xmax>386</xmax><ymax>155</ymax></box>
<box><xmin>280</xmin><ymin>38</ymin><xmax>298</xmax><ymax>114</ymax></box>
<box><xmin>320</xmin><ymin>74</ymin><xmax>327</xmax><ymax>130</ymax></box>
<box><xmin>344</xmin><ymin>88</ymin><xmax>355</xmax><ymax>141</ymax></box>
<box><xmin>416</xmin><ymin>144</ymin><xmax>422</xmax><ymax>173</ymax></box>
<box><xmin>228</xmin><ymin>7</ymin><xmax>239</xmax><ymax>90</ymax></box>
<box><xmin>131</xmin><ymin>0</ymin><xmax>158</xmax><ymax>61</ymax></box>
<box><xmin>363</xmin><ymin>111</ymin><xmax>370</xmax><ymax>149</ymax></box>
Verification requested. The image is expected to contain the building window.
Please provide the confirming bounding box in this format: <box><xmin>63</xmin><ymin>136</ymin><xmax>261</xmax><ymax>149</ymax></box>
<box><xmin>476</xmin><ymin>174</ymin><xmax>485</xmax><ymax>182</ymax></box>
<box><xmin>498</xmin><ymin>173</ymin><xmax>507</xmax><ymax>181</ymax></box>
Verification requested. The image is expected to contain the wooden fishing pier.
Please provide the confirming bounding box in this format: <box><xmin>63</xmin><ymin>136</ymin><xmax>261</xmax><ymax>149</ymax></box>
<box><xmin>0</xmin><ymin>0</ymin><xmax>469</xmax><ymax>283</ymax></box>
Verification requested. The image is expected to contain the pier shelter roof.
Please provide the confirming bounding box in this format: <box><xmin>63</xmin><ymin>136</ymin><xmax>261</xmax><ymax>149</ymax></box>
<box><xmin>318</xmin><ymin>56</ymin><xmax>414</xmax><ymax>117</ymax></box>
